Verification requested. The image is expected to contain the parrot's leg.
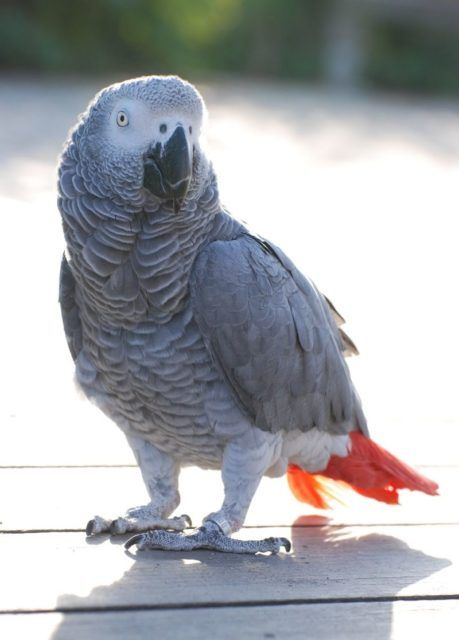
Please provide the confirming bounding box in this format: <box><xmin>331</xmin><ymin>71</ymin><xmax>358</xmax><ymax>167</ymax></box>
<box><xmin>125</xmin><ymin>431</ymin><xmax>291</xmax><ymax>554</ymax></box>
<box><xmin>86</xmin><ymin>436</ymin><xmax>191</xmax><ymax>536</ymax></box>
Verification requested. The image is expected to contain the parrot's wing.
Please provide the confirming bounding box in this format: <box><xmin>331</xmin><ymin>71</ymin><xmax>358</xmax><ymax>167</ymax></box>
<box><xmin>322</xmin><ymin>295</ymin><xmax>359</xmax><ymax>357</ymax></box>
<box><xmin>190</xmin><ymin>234</ymin><xmax>367</xmax><ymax>435</ymax></box>
<box><xmin>59</xmin><ymin>253</ymin><xmax>83</xmax><ymax>361</ymax></box>
<box><xmin>258</xmin><ymin>239</ymin><xmax>360</xmax><ymax>359</ymax></box>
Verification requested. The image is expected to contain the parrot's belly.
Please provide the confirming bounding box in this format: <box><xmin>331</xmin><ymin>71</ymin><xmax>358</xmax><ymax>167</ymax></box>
<box><xmin>76</xmin><ymin>304</ymin><xmax>241</xmax><ymax>468</ymax></box>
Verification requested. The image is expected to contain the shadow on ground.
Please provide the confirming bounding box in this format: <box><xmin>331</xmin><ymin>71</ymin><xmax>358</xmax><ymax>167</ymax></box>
<box><xmin>49</xmin><ymin>517</ymin><xmax>450</xmax><ymax>639</ymax></box>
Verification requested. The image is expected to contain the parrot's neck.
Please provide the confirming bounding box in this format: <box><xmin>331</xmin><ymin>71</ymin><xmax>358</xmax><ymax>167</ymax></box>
<box><xmin>62</xmin><ymin>165</ymin><xmax>242</xmax><ymax>327</ymax></box>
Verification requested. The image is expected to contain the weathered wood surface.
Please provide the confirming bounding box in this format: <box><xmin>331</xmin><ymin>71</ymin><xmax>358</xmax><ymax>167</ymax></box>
<box><xmin>0</xmin><ymin>466</ymin><xmax>449</xmax><ymax>532</ymax></box>
<box><xmin>2</xmin><ymin>600</ymin><xmax>459</xmax><ymax>640</ymax></box>
<box><xmin>1</xmin><ymin>526</ymin><xmax>456</xmax><ymax>612</ymax></box>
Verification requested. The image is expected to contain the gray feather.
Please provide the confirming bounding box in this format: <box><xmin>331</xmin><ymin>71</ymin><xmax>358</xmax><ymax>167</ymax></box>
<box><xmin>57</xmin><ymin>74</ymin><xmax>369</xmax><ymax>477</ymax></box>
<box><xmin>190</xmin><ymin>235</ymin><xmax>367</xmax><ymax>435</ymax></box>
<box><xmin>59</xmin><ymin>254</ymin><xmax>82</xmax><ymax>361</ymax></box>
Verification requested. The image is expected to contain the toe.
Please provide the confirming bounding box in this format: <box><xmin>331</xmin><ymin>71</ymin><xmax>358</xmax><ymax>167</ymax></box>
<box><xmin>86</xmin><ymin>515</ymin><xmax>111</xmax><ymax>536</ymax></box>
<box><xmin>262</xmin><ymin>536</ymin><xmax>291</xmax><ymax>553</ymax></box>
<box><xmin>124</xmin><ymin>529</ymin><xmax>203</xmax><ymax>552</ymax></box>
<box><xmin>264</xmin><ymin>536</ymin><xmax>291</xmax><ymax>553</ymax></box>
<box><xmin>110</xmin><ymin>517</ymin><xmax>130</xmax><ymax>535</ymax></box>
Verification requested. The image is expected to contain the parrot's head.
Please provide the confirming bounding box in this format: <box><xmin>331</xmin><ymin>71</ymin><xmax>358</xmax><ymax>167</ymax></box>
<box><xmin>73</xmin><ymin>75</ymin><xmax>209</xmax><ymax>211</ymax></box>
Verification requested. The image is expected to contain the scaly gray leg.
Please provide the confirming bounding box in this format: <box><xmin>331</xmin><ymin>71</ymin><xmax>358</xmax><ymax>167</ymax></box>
<box><xmin>125</xmin><ymin>429</ymin><xmax>291</xmax><ymax>554</ymax></box>
<box><xmin>86</xmin><ymin>436</ymin><xmax>191</xmax><ymax>536</ymax></box>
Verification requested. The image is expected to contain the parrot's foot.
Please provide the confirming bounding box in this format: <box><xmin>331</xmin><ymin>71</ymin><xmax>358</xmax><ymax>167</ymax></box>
<box><xmin>86</xmin><ymin>507</ymin><xmax>192</xmax><ymax>536</ymax></box>
<box><xmin>124</xmin><ymin>520</ymin><xmax>291</xmax><ymax>555</ymax></box>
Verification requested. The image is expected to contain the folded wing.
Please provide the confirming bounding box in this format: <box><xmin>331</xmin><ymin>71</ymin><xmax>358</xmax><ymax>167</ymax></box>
<box><xmin>190</xmin><ymin>234</ymin><xmax>367</xmax><ymax>435</ymax></box>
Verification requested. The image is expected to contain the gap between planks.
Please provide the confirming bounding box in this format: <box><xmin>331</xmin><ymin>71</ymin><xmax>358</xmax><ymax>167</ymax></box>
<box><xmin>1</xmin><ymin>464</ymin><xmax>455</xmax><ymax>469</ymax></box>
<box><xmin>2</xmin><ymin>593</ymin><xmax>459</xmax><ymax>616</ymax></box>
<box><xmin>2</xmin><ymin>600</ymin><xmax>459</xmax><ymax>640</ymax></box>
<box><xmin>3</xmin><ymin>522</ymin><xmax>459</xmax><ymax>535</ymax></box>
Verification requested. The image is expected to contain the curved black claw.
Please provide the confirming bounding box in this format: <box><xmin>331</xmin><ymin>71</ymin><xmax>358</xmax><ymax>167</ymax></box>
<box><xmin>125</xmin><ymin>533</ymin><xmax>145</xmax><ymax>550</ymax></box>
<box><xmin>180</xmin><ymin>514</ymin><xmax>193</xmax><ymax>528</ymax></box>
<box><xmin>86</xmin><ymin>520</ymin><xmax>96</xmax><ymax>536</ymax></box>
<box><xmin>281</xmin><ymin>537</ymin><xmax>292</xmax><ymax>553</ymax></box>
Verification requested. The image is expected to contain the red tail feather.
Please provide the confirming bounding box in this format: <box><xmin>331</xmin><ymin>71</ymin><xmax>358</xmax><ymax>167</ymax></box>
<box><xmin>287</xmin><ymin>431</ymin><xmax>438</xmax><ymax>509</ymax></box>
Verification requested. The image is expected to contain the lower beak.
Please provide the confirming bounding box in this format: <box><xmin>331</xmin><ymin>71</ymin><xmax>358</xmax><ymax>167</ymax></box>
<box><xmin>143</xmin><ymin>125</ymin><xmax>192</xmax><ymax>211</ymax></box>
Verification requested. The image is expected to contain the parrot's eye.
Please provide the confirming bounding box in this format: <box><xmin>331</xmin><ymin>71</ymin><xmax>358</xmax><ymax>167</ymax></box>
<box><xmin>116</xmin><ymin>111</ymin><xmax>129</xmax><ymax>127</ymax></box>
<box><xmin>159</xmin><ymin>123</ymin><xmax>167</xmax><ymax>134</ymax></box>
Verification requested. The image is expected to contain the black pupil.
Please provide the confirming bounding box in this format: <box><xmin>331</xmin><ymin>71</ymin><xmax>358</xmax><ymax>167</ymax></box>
<box><xmin>120</xmin><ymin>114</ymin><xmax>125</xmax><ymax>122</ymax></box>
<box><xmin>160</xmin><ymin>124</ymin><xmax>167</xmax><ymax>133</ymax></box>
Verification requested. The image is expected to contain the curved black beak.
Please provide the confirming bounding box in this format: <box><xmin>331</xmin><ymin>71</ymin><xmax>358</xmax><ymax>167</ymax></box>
<box><xmin>143</xmin><ymin>125</ymin><xmax>192</xmax><ymax>213</ymax></box>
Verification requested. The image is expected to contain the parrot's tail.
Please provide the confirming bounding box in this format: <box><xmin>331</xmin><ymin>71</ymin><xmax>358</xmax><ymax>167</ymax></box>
<box><xmin>287</xmin><ymin>431</ymin><xmax>438</xmax><ymax>509</ymax></box>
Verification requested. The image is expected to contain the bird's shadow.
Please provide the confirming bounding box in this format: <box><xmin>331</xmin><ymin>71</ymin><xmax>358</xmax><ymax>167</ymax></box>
<box><xmin>49</xmin><ymin>516</ymin><xmax>451</xmax><ymax>639</ymax></box>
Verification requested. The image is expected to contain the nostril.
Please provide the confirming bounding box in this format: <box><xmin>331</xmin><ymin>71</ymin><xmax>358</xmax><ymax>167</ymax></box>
<box><xmin>159</xmin><ymin>123</ymin><xmax>167</xmax><ymax>134</ymax></box>
<box><xmin>189</xmin><ymin>126</ymin><xmax>192</xmax><ymax>134</ymax></box>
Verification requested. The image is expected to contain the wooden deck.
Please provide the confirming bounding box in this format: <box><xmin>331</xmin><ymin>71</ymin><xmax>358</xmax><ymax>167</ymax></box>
<box><xmin>1</xmin><ymin>431</ymin><xmax>458</xmax><ymax>638</ymax></box>
<box><xmin>1</xmin><ymin>77</ymin><xmax>459</xmax><ymax>638</ymax></box>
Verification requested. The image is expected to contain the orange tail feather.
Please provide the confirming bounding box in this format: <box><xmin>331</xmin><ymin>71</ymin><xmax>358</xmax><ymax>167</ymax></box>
<box><xmin>287</xmin><ymin>466</ymin><xmax>347</xmax><ymax>509</ymax></box>
<box><xmin>287</xmin><ymin>431</ymin><xmax>438</xmax><ymax>509</ymax></box>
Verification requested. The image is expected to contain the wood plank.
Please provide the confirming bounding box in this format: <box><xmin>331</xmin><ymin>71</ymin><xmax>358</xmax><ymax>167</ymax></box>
<box><xmin>0</xmin><ymin>526</ymin><xmax>456</xmax><ymax>612</ymax></box>
<box><xmin>0</xmin><ymin>466</ymin><xmax>450</xmax><ymax>532</ymax></box>
<box><xmin>2</xmin><ymin>600</ymin><xmax>459</xmax><ymax>640</ymax></box>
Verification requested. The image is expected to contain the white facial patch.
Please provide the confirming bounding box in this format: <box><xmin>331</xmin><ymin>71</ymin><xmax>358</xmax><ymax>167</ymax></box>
<box><xmin>106</xmin><ymin>97</ymin><xmax>199</xmax><ymax>153</ymax></box>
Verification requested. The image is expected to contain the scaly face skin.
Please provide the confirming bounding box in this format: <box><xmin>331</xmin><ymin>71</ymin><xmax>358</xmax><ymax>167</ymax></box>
<box><xmin>70</xmin><ymin>75</ymin><xmax>210</xmax><ymax>210</ymax></box>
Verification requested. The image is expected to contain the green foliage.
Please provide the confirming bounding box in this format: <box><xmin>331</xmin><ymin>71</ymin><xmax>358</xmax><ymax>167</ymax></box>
<box><xmin>1</xmin><ymin>0</ymin><xmax>459</xmax><ymax>95</ymax></box>
<box><xmin>0</xmin><ymin>0</ymin><xmax>247</xmax><ymax>74</ymax></box>
<box><xmin>368</xmin><ymin>22</ymin><xmax>459</xmax><ymax>95</ymax></box>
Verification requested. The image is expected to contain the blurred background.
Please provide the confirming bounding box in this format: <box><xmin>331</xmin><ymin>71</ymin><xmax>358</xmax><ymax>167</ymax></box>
<box><xmin>1</xmin><ymin>0</ymin><xmax>458</xmax><ymax>470</ymax></box>
<box><xmin>2</xmin><ymin>0</ymin><xmax>459</xmax><ymax>94</ymax></box>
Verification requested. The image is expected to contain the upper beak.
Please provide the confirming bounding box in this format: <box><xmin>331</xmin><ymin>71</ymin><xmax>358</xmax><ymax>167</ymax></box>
<box><xmin>143</xmin><ymin>125</ymin><xmax>192</xmax><ymax>212</ymax></box>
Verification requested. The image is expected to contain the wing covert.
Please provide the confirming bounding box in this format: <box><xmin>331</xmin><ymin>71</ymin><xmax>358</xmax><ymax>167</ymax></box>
<box><xmin>190</xmin><ymin>234</ymin><xmax>367</xmax><ymax>435</ymax></box>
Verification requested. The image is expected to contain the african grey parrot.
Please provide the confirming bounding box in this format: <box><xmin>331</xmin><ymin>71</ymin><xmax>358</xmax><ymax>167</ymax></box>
<box><xmin>58</xmin><ymin>75</ymin><xmax>437</xmax><ymax>554</ymax></box>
